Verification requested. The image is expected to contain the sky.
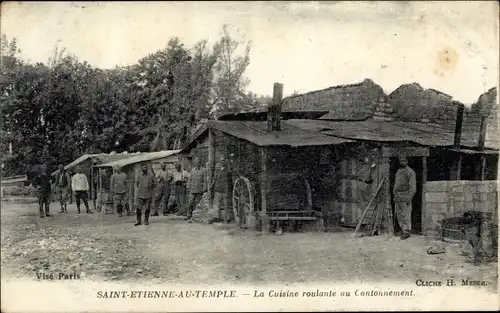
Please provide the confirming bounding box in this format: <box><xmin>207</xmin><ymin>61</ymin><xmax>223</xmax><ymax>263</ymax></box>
<box><xmin>1</xmin><ymin>1</ymin><xmax>498</xmax><ymax>104</ymax></box>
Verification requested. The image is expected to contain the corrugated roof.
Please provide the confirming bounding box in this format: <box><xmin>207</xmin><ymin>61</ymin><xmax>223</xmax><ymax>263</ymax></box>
<box><xmin>182</xmin><ymin>119</ymin><xmax>498</xmax><ymax>151</ymax></box>
<box><xmin>97</xmin><ymin>150</ymin><xmax>181</xmax><ymax>168</ymax></box>
<box><xmin>208</xmin><ymin>120</ymin><xmax>353</xmax><ymax>147</ymax></box>
<box><xmin>284</xmin><ymin>119</ymin><xmax>498</xmax><ymax>149</ymax></box>
<box><xmin>52</xmin><ymin>153</ymin><xmax>143</xmax><ymax>175</ymax></box>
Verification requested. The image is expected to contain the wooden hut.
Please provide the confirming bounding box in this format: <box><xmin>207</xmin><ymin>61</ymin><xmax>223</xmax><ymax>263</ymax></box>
<box><xmin>95</xmin><ymin>150</ymin><xmax>181</xmax><ymax>213</ymax></box>
<box><xmin>51</xmin><ymin>152</ymin><xmax>142</xmax><ymax>207</ymax></box>
<box><xmin>182</xmin><ymin>83</ymin><xmax>498</xmax><ymax>234</ymax></box>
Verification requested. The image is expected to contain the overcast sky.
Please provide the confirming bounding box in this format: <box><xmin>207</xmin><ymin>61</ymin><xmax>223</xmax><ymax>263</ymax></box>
<box><xmin>1</xmin><ymin>1</ymin><xmax>498</xmax><ymax>104</ymax></box>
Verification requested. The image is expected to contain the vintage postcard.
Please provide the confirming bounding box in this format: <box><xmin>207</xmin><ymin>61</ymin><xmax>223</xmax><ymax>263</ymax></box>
<box><xmin>1</xmin><ymin>1</ymin><xmax>498</xmax><ymax>312</ymax></box>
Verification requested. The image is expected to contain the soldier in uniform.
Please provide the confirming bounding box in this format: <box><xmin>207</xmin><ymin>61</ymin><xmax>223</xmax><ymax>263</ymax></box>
<box><xmin>135</xmin><ymin>163</ymin><xmax>156</xmax><ymax>226</ymax></box>
<box><xmin>211</xmin><ymin>155</ymin><xmax>229</xmax><ymax>223</ymax></box>
<box><xmin>34</xmin><ymin>164</ymin><xmax>52</xmax><ymax>218</ymax></box>
<box><xmin>71</xmin><ymin>167</ymin><xmax>94</xmax><ymax>214</ymax></box>
<box><xmin>392</xmin><ymin>156</ymin><xmax>416</xmax><ymax>240</ymax></box>
<box><xmin>110</xmin><ymin>166</ymin><xmax>129</xmax><ymax>216</ymax></box>
<box><xmin>55</xmin><ymin>164</ymin><xmax>71</xmax><ymax>213</ymax></box>
<box><xmin>153</xmin><ymin>163</ymin><xmax>172</xmax><ymax>216</ymax></box>
<box><xmin>185</xmin><ymin>157</ymin><xmax>207</xmax><ymax>223</ymax></box>
<box><xmin>172</xmin><ymin>163</ymin><xmax>189</xmax><ymax>215</ymax></box>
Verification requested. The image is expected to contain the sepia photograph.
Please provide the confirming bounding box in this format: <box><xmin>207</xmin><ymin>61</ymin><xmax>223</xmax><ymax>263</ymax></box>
<box><xmin>1</xmin><ymin>1</ymin><xmax>498</xmax><ymax>312</ymax></box>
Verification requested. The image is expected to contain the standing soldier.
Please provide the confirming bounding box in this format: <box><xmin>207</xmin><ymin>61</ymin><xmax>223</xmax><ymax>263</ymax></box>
<box><xmin>185</xmin><ymin>157</ymin><xmax>207</xmax><ymax>223</ymax></box>
<box><xmin>111</xmin><ymin>166</ymin><xmax>129</xmax><ymax>217</ymax></box>
<box><xmin>135</xmin><ymin>163</ymin><xmax>156</xmax><ymax>226</ymax></box>
<box><xmin>34</xmin><ymin>164</ymin><xmax>52</xmax><ymax>218</ymax></box>
<box><xmin>71</xmin><ymin>167</ymin><xmax>94</xmax><ymax>214</ymax></box>
<box><xmin>55</xmin><ymin>164</ymin><xmax>71</xmax><ymax>213</ymax></box>
<box><xmin>211</xmin><ymin>155</ymin><xmax>229</xmax><ymax>223</ymax></box>
<box><xmin>393</xmin><ymin>156</ymin><xmax>416</xmax><ymax>240</ymax></box>
<box><xmin>172</xmin><ymin>163</ymin><xmax>189</xmax><ymax>215</ymax></box>
<box><xmin>153</xmin><ymin>163</ymin><xmax>173</xmax><ymax>217</ymax></box>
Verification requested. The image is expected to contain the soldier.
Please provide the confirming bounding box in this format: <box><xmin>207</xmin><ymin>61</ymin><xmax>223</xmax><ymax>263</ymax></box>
<box><xmin>111</xmin><ymin>166</ymin><xmax>129</xmax><ymax>217</ymax></box>
<box><xmin>71</xmin><ymin>167</ymin><xmax>94</xmax><ymax>214</ymax></box>
<box><xmin>185</xmin><ymin>157</ymin><xmax>207</xmax><ymax>223</ymax></box>
<box><xmin>33</xmin><ymin>164</ymin><xmax>52</xmax><ymax>218</ymax></box>
<box><xmin>55</xmin><ymin>164</ymin><xmax>71</xmax><ymax>213</ymax></box>
<box><xmin>392</xmin><ymin>156</ymin><xmax>416</xmax><ymax>240</ymax></box>
<box><xmin>135</xmin><ymin>163</ymin><xmax>156</xmax><ymax>226</ymax></box>
<box><xmin>153</xmin><ymin>163</ymin><xmax>172</xmax><ymax>216</ymax></box>
<box><xmin>211</xmin><ymin>155</ymin><xmax>229</xmax><ymax>223</ymax></box>
<box><xmin>172</xmin><ymin>163</ymin><xmax>189</xmax><ymax>215</ymax></box>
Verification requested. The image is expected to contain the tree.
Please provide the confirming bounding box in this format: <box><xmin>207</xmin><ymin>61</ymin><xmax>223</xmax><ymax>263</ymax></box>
<box><xmin>0</xmin><ymin>28</ymin><xmax>261</xmax><ymax>175</ymax></box>
<box><xmin>210</xmin><ymin>25</ymin><xmax>252</xmax><ymax>116</ymax></box>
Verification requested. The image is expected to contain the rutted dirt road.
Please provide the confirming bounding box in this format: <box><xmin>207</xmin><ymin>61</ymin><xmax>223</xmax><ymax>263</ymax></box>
<box><xmin>1</xmin><ymin>199</ymin><xmax>497</xmax><ymax>290</ymax></box>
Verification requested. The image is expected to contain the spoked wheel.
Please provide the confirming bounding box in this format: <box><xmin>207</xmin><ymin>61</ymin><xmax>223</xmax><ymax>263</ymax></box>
<box><xmin>232</xmin><ymin>176</ymin><xmax>255</xmax><ymax>229</ymax></box>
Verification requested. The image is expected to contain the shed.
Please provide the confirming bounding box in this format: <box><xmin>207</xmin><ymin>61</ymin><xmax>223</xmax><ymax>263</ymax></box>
<box><xmin>182</xmin><ymin>111</ymin><xmax>498</xmax><ymax>234</ymax></box>
<box><xmin>51</xmin><ymin>152</ymin><xmax>142</xmax><ymax>208</ymax></box>
<box><xmin>95</xmin><ymin>150</ymin><xmax>181</xmax><ymax>213</ymax></box>
<box><xmin>184</xmin><ymin>82</ymin><xmax>499</xmax><ymax>234</ymax></box>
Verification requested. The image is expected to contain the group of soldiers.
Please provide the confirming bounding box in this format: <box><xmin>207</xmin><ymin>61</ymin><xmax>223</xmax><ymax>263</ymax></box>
<box><xmin>126</xmin><ymin>160</ymin><xmax>200</xmax><ymax>226</ymax></box>
<box><xmin>34</xmin><ymin>164</ymin><xmax>94</xmax><ymax>218</ymax></box>
<box><xmin>32</xmin><ymin>156</ymin><xmax>226</xmax><ymax>226</ymax></box>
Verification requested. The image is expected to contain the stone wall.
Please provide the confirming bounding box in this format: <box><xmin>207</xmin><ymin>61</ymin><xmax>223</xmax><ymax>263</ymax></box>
<box><xmin>422</xmin><ymin>180</ymin><xmax>498</xmax><ymax>238</ymax></box>
<box><xmin>282</xmin><ymin>79</ymin><xmax>386</xmax><ymax>120</ymax></box>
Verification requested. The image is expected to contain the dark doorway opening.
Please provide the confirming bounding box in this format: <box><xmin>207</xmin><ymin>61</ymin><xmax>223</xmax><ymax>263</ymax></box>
<box><xmin>389</xmin><ymin>157</ymin><xmax>423</xmax><ymax>234</ymax></box>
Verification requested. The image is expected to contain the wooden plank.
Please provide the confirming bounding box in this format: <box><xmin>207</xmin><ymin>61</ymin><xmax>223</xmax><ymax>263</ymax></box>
<box><xmin>99</xmin><ymin>168</ymin><xmax>103</xmax><ymax>213</ymax></box>
<box><xmin>477</xmin><ymin>115</ymin><xmax>488</xmax><ymax>181</ymax></box>
<box><xmin>268</xmin><ymin>217</ymin><xmax>318</xmax><ymax>221</ymax></box>
<box><xmin>268</xmin><ymin>210</ymin><xmax>317</xmax><ymax>214</ymax></box>
<box><xmin>382</xmin><ymin>147</ymin><xmax>430</xmax><ymax>158</ymax></box>
<box><xmin>479</xmin><ymin>155</ymin><xmax>486</xmax><ymax>181</ymax></box>
<box><xmin>453</xmin><ymin>102</ymin><xmax>465</xmax><ymax>148</ymax></box>
<box><xmin>478</xmin><ymin>115</ymin><xmax>487</xmax><ymax>150</ymax></box>
<box><xmin>353</xmin><ymin>177</ymin><xmax>387</xmax><ymax>238</ymax></box>
<box><xmin>260</xmin><ymin>147</ymin><xmax>270</xmax><ymax>232</ymax></box>
<box><xmin>421</xmin><ymin>156</ymin><xmax>427</xmax><ymax>234</ymax></box>
<box><xmin>208</xmin><ymin>128</ymin><xmax>215</xmax><ymax>210</ymax></box>
<box><xmin>224</xmin><ymin>135</ymin><xmax>231</xmax><ymax>223</ymax></box>
<box><xmin>450</xmin><ymin>155</ymin><xmax>462</xmax><ymax>180</ymax></box>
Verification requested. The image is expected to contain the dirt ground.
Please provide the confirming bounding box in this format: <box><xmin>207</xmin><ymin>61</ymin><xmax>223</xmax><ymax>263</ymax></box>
<box><xmin>1</xmin><ymin>198</ymin><xmax>498</xmax><ymax>289</ymax></box>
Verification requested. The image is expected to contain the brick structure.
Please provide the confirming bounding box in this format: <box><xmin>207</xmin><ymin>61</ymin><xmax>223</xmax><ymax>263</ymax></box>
<box><xmin>422</xmin><ymin>180</ymin><xmax>498</xmax><ymax>252</ymax></box>
<box><xmin>372</xmin><ymin>96</ymin><xmax>395</xmax><ymax>122</ymax></box>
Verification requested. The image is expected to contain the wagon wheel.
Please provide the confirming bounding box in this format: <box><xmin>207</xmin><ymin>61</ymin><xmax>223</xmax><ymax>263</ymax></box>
<box><xmin>232</xmin><ymin>176</ymin><xmax>255</xmax><ymax>229</ymax></box>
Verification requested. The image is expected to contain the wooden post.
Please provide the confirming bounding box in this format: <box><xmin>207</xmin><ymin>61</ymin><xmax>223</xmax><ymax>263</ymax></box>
<box><xmin>453</xmin><ymin>102</ymin><xmax>464</xmax><ymax>149</ymax></box>
<box><xmin>451</xmin><ymin>102</ymin><xmax>464</xmax><ymax>180</ymax></box>
<box><xmin>99</xmin><ymin>168</ymin><xmax>103</xmax><ymax>213</ymax></box>
<box><xmin>260</xmin><ymin>147</ymin><xmax>270</xmax><ymax>233</ymax></box>
<box><xmin>208</xmin><ymin>128</ymin><xmax>215</xmax><ymax>210</ymax></box>
<box><xmin>421</xmin><ymin>156</ymin><xmax>427</xmax><ymax>235</ymax></box>
<box><xmin>90</xmin><ymin>166</ymin><xmax>96</xmax><ymax>211</ymax></box>
<box><xmin>477</xmin><ymin>115</ymin><xmax>487</xmax><ymax>180</ymax></box>
<box><xmin>479</xmin><ymin>156</ymin><xmax>486</xmax><ymax>181</ymax></box>
<box><xmin>380</xmin><ymin>156</ymin><xmax>393</xmax><ymax>234</ymax></box>
<box><xmin>478</xmin><ymin>115</ymin><xmax>487</xmax><ymax>150</ymax></box>
<box><xmin>224</xmin><ymin>136</ymin><xmax>231</xmax><ymax>223</ymax></box>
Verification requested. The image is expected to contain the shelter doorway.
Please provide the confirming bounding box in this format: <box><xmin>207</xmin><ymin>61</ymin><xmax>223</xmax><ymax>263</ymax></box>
<box><xmin>389</xmin><ymin>157</ymin><xmax>423</xmax><ymax>234</ymax></box>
